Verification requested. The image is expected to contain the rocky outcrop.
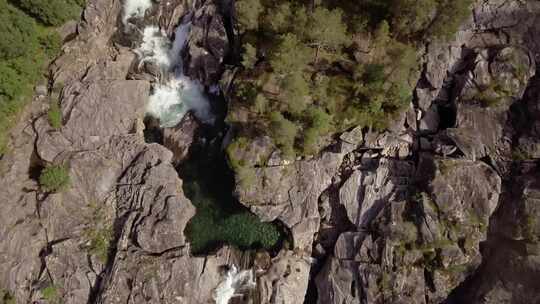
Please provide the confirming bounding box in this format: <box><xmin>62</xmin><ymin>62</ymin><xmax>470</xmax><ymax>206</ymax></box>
<box><xmin>315</xmin><ymin>155</ymin><xmax>501</xmax><ymax>304</ymax></box>
<box><xmin>162</xmin><ymin>111</ymin><xmax>201</xmax><ymax>165</ymax></box>
<box><xmin>184</xmin><ymin>1</ymin><xmax>230</xmax><ymax>86</ymax></box>
<box><xmin>235</xmin><ymin>150</ymin><xmax>344</xmax><ymax>251</ymax></box>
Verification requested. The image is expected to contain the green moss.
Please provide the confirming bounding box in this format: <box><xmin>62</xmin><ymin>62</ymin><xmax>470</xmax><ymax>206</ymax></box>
<box><xmin>39</xmin><ymin>164</ymin><xmax>71</xmax><ymax>193</ymax></box>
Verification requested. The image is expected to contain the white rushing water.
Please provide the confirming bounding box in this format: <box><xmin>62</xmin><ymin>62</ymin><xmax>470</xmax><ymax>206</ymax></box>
<box><xmin>213</xmin><ymin>265</ymin><xmax>256</xmax><ymax>304</ymax></box>
<box><xmin>136</xmin><ymin>26</ymin><xmax>171</xmax><ymax>68</ymax></box>
<box><xmin>122</xmin><ymin>0</ymin><xmax>153</xmax><ymax>24</ymax></box>
<box><xmin>137</xmin><ymin>22</ymin><xmax>213</xmax><ymax>127</ymax></box>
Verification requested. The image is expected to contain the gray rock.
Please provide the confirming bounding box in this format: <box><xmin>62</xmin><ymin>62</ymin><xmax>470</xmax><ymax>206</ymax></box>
<box><xmin>419</xmin><ymin>106</ymin><xmax>440</xmax><ymax>133</ymax></box>
<box><xmin>340</xmin><ymin>126</ymin><xmax>364</xmax><ymax>146</ymax></box>
<box><xmin>184</xmin><ymin>2</ymin><xmax>229</xmax><ymax>85</ymax></box>
<box><xmin>163</xmin><ymin>111</ymin><xmax>201</xmax><ymax>165</ymax></box>
<box><xmin>236</xmin><ymin>150</ymin><xmax>344</xmax><ymax>251</ymax></box>
<box><xmin>36</xmin><ymin>80</ymin><xmax>150</xmax><ymax>162</ymax></box>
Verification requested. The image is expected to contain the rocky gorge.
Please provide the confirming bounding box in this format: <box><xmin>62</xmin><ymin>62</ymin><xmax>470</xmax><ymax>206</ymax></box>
<box><xmin>0</xmin><ymin>0</ymin><xmax>540</xmax><ymax>304</ymax></box>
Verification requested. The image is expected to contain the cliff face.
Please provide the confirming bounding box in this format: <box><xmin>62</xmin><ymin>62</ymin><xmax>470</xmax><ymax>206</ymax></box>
<box><xmin>0</xmin><ymin>1</ymin><xmax>540</xmax><ymax>304</ymax></box>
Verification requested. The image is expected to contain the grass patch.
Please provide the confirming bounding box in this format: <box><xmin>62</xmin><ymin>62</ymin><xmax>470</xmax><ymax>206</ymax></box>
<box><xmin>39</xmin><ymin>164</ymin><xmax>70</xmax><ymax>192</ymax></box>
<box><xmin>47</xmin><ymin>100</ymin><xmax>62</xmax><ymax>129</ymax></box>
<box><xmin>42</xmin><ymin>284</ymin><xmax>61</xmax><ymax>304</ymax></box>
<box><xmin>82</xmin><ymin>202</ymin><xmax>113</xmax><ymax>263</ymax></box>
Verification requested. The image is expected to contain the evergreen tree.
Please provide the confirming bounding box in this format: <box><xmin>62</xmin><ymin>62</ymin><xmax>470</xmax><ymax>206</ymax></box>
<box><xmin>390</xmin><ymin>0</ymin><xmax>437</xmax><ymax>38</ymax></box>
<box><xmin>242</xmin><ymin>43</ymin><xmax>257</xmax><ymax>68</ymax></box>
<box><xmin>270</xmin><ymin>33</ymin><xmax>311</xmax><ymax>76</ymax></box>
<box><xmin>269</xmin><ymin>112</ymin><xmax>298</xmax><ymax>156</ymax></box>
<box><xmin>235</xmin><ymin>0</ymin><xmax>263</xmax><ymax>31</ymax></box>
<box><xmin>306</xmin><ymin>7</ymin><xmax>349</xmax><ymax>53</ymax></box>
<box><xmin>281</xmin><ymin>72</ymin><xmax>310</xmax><ymax>114</ymax></box>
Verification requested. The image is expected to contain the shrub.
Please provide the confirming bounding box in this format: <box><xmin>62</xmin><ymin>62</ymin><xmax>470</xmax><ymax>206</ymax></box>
<box><xmin>269</xmin><ymin>112</ymin><xmax>298</xmax><ymax>157</ymax></box>
<box><xmin>280</xmin><ymin>72</ymin><xmax>309</xmax><ymax>114</ymax></box>
<box><xmin>39</xmin><ymin>164</ymin><xmax>71</xmax><ymax>192</ymax></box>
<box><xmin>47</xmin><ymin>101</ymin><xmax>62</xmax><ymax>129</ymax></box>
<box><xmin>270</xmin><ymin>33</ymin><xmax>311</xmax><ymax>76</ymax></box>
<box><xmin>235</xmin><ymin>0</ymin><xmax>263</xmax><ymax>31</ymax></box>
<box><xmin>38</xmin><ymin>31</ymin><xmax>62</xmax><ymax>58</ymax></box>
<box><xmin>241</xmin><ymin>43</ymin><xmax>257</xmax><ymax>68</ymax></box>
<box><xmin>10</xmin><ymin>0</ymin><xmax>83</xmax><ymax>26</ymax></box>
<box><xmin>0</xmin><ymin>0</ymin><xmax>37</xmax><ymax>59</ymax></box>
<box><xmin>0</xmin><ymin>1</ymin><xmax>71</xmax><ymax>157</ymax></box>
<box><xmin>428</xmin><ymin>0</ymin><xmax>473</xmax><ymax>40</ymax></box>
<box><xmin>85</xmin><ymin>225</ymin><xmax>112</xmax><ymax>263</ymax></box>
<box><xmin>306</xmin><ymin>7</ymin><xmax>349</xmax><ymax>52</ymax></box>
<box><xmin>390</xmin><ymin>0</ymin><xmax>437</xmax><ymax>38</ymax></box>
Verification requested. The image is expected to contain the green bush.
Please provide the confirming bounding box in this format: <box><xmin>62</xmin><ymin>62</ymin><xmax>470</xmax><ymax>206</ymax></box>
<box><xmin>0</xmin><ymin>0</ymin><xmax>71</xmax><ymax>156</ymax></box>
<box><xmin>10</xmin><ymin>0</ymin><xmax>83</xmax><ymax>26</ymax></box>
<box><xmin>270</xmin><ymin>33</ymin><xmax>311</xmax><ymax>76</ymax></box>
<box><xmin>38</xmin><ymin>31</ymin><xmax>62</xmax><ymax>58</ymax></box>
<box><xmin>85</xmin><ymin>226</ymin><xmax>112</xmax><ymax>263</ymax></box>
<box><xmin>269</xmin><ymin>112</ymin><xmax>298</xmax><ymax>157</ymax></box>
<box><xmin>428</xmin><ymin>0</ymin><xmax>473</xmax><ymax>40</ymax></box>
<box><xmin>241</xmin><ymin>43</ymin><xmax>257</xmax><ymax>68</ymax></box>
<box><xmin>235</xmin><ymin>0</ymin><xmax>263</xmax><ymax>31</ymax></box>
<box><xmin>39</xmin><ymin>164</ymin><xmax>71</xmax><ymax>192</ymax></box>
<box><xmin>47</xmin><ymin>101</ymin><xmax>62</xmax><ymax>129</ymax></box>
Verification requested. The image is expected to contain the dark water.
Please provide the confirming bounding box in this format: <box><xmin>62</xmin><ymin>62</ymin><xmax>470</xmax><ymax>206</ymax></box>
<box><xmin>178</xmin><ymin>128</ymin><xmax>286</xmax><ymax>255</ymax></box>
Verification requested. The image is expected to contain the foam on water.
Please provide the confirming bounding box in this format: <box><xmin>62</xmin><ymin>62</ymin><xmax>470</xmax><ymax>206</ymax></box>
<box><xmin>213</xmin><ymin>265</ymin><xmax>255</xmax><ymax>304</ymax></box>
<box><xmin>136</xmin><ymin>26</ymin><xmax>171</xmax><ymax>68</ymax></box>
<box><xmin>137</xmin><ymin>22</ymin><xmax>213</xmax><ymax>127</ymax></box>
<box><xmin>122</xmin><ymin>0</ymin><xmax>153</xmax><ymax>24</ymax></box>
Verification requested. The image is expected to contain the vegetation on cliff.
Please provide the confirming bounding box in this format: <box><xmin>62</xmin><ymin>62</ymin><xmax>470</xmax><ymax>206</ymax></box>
<box><xmin>227</xmin><ymin>0</ymin><xmax>472</xmax><ymax>160</ymax></box>
<box><xmin>0</xmin><ymin>0</ymin><xmax>83</xmax><ymax>155</ymax></box>
<box><xmin>39</xmin><ymin>164</ymin><xmax>71</xmax><ymax>192</ymax></box>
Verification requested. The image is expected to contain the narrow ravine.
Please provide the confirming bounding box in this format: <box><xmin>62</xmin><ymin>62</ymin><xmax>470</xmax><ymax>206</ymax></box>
<box><xmin>122</xmin><ymin>1</ymin><xmax>287</xmax><ymax>301</ymax></box>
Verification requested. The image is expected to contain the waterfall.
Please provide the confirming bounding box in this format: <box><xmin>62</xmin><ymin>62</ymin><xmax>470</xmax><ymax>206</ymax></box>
<box><xmin>213</xmin><ymin>265</ymin><xmax>256</xmax><ymax>304</ymax></box>
<box><xmin>136</xmin><ymin>26</ymin><xmax>171</xmax><ymax>68</ymax></box>
<box><xmin>136</xmin><ymin>22</ymin><xmax>213</xmax><ymax>127</ymax></box>
<box><xmin>122</xmin><ymin>0</ymin><xmax>153</xmax><ymax>24</ymax></box>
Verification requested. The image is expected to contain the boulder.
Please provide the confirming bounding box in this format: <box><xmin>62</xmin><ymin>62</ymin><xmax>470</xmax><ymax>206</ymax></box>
<box><xmin>163</xmin><ymin>111</ymin><xmax>201</xmax><ymax>165</ymax></box>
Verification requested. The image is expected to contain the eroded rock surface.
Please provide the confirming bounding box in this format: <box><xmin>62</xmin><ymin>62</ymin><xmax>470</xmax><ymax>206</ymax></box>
<box><xmin>2</xmin><ymin>0</ymin><xmax>540</xmax><ymax>304</ymax></box>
